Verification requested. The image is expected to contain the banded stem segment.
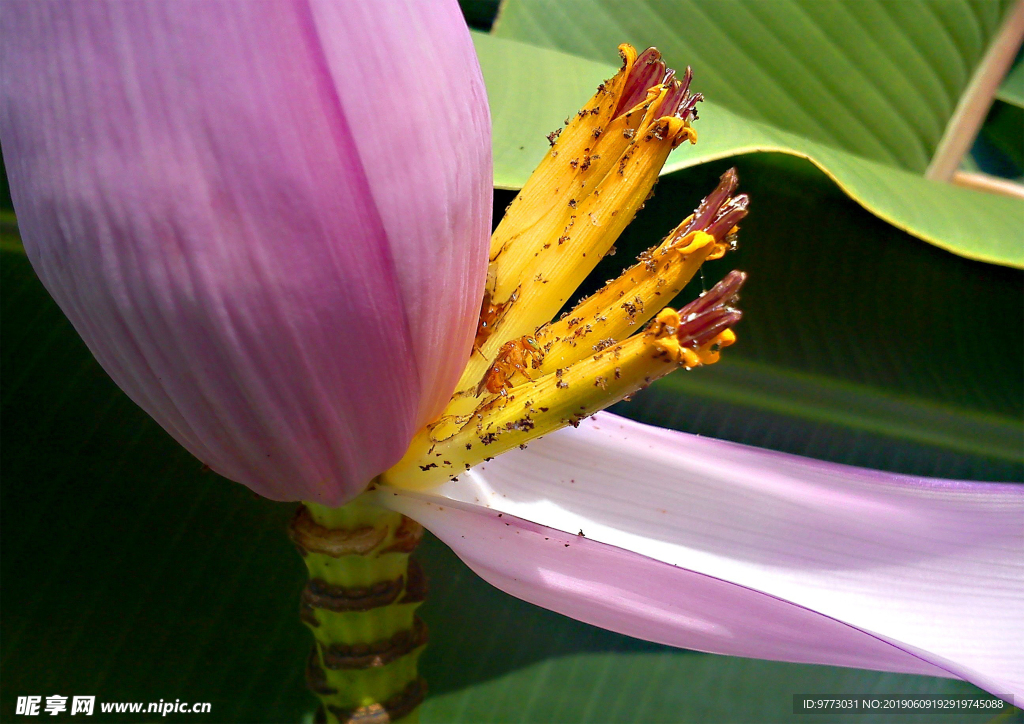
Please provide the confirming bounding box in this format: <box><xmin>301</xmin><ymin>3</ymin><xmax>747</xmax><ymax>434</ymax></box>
<box><xmin>290</xmin><ymin>496</ymin><xmax>427</xmax><ymax>724</ymax></box>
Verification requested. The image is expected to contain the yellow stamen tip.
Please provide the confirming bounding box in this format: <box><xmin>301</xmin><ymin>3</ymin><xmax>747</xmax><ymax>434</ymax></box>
<box><xmin>674</xmin><ymin>229</ymin><xmax>716</xmax><ymax>255</ymax></box>
<box><xmin>653</xmin><ymin>307</ymin><xmax>681</xmax><ymax>330</ymax></box>
<box><xmin>617</xmin><ymin>43</ymin><xmax>639</xmax><ymax>68</ymax></box>
<box><xmin>716</xmin><ymin>328</ymin><xmax>737</xmax><ymax>347</ymax></box>
<box><xmin>679</xmin><ymin>346</ymin><xmax>702</xmax><ymax>368</ymax></box>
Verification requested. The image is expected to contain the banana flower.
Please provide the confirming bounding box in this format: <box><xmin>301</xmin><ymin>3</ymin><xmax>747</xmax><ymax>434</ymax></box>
<box><xmin>2</xmin><ymin>0</ymin><xmax>1020</xmax><ymax>705</ymax></box>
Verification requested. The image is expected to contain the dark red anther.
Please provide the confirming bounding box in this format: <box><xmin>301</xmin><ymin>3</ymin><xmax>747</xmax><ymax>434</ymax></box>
<box><xmin>679</xmin><ymin>91</ymin><xmax>704</xmax><ymax>120</ymax></box>
<box><xmin>675</xmin><ymin>271</ymin><xmax>747</xmax><ymax>347</ymax></box>
<box><xmin>689</xmin><ymin>169</ymin><xmax>738</xmax><ymax>231</ymax></box>
<box><xmin>680</xmin><ymin>66</ymin><xmax>693</xmax><ymax>99</ymax></box>
<box><xmin>680</xmin><ymin>169</ymin><xmax>749</xmax><ymax>242</ymax></box>
<box><xmin>658</xmin><ymin>67</ymin><xmax>701</xmax><ymax>121</ymax></box>
<box><xmin>677</xmin><ymin>308</ymin><xmax>743</xmax><ymax>348</ymax></box>
<box><xmin>615</xmin><ymin>48</ymin><xmax>668</xmax><ymax>116</ymax></box>
<box><xmin>614</xmin><ymin>52</ymin><xmax>703</xmax><ymax>122</ymax></box>
<box><xmin>706</xmin><ymin>195</ymin><xmax>750</xmax><ymax>241</ymax></box>
<box><xmin>660</xmin><ymin>80</ymin><xmax>687</xmax><ymax>119</ymax></box>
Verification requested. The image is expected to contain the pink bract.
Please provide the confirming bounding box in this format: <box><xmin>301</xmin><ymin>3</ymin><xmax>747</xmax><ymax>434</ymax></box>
<box><xmin>0</xmin><ymin>0</ymin><xmax>491</xmax><ymax>504</ymax></box>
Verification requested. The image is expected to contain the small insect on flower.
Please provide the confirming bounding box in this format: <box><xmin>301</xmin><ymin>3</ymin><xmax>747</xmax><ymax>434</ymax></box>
<box><xmin>477</xmin><ymin>336</ymin><xmax>545</xmax><ymax>395</ymax></box>
<box><xmin>474</xmin><ymin>289</ymin><xmax>518</xmax><ymax>351</ymax></box>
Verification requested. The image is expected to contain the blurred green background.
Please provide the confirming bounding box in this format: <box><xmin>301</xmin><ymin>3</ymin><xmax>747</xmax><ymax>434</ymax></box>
<box><xmin>2</xmin><ymin>1</ymin><xmax>1021</xmax><ymax>722</ymax></box>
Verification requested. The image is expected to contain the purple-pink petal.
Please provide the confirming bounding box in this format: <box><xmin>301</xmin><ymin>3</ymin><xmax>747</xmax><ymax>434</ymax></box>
<box><xmin>374</xmin><ymin>413</ymin><xmax>1023</xmax><ymax>700</ymax></box>
<box><xmin>304</xmin><ymin>1</ymin><xmax>491</xmax><ymax>425</ymax></box>
<box><xmin>1</xmin><ymin>0</ymin><xmax>490</xmax><ymax>504</ymax></box>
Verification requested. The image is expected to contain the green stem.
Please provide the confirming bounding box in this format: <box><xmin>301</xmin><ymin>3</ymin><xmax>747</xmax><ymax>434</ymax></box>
<box><xmin>290</xmin><ymin>494</ymin><xmax>427</xmax><ymax>724</ymax></box>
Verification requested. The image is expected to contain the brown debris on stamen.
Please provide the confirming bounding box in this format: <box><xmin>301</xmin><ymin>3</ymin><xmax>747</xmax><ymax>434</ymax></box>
<box><xmin>532</xmin><ymin>168</ymin><xmax>748</xmax><ymax>376</ymax></box>
<box><xmin>383</xmin><ymin>268</ymin><xmax>747</xmax><ymax>489</ymax></box>
<box><xmin>382</xmin><ymin>49</ymin><xmax>751</xmax><ymax>488</ymax></box>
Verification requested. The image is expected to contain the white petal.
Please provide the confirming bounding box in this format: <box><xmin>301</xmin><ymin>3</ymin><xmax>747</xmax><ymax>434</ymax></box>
<box><xmin>372</xmin><ymin>412</ymin><xmax>1024</xmax><ymax>700</ymax></box>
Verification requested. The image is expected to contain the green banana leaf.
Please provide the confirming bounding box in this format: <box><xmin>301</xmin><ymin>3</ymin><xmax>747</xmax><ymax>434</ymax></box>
<box><xmin>494</xmin><ymin>0</ymin><xmax>1011</xmax><ymax>170</ymax></box>
<box><xmin>998</xmin><ymin>54</ymin><xmax>1024</xmax><ymax>108</ymax></box>
<box><xmin>479</xmin><ymin>0</ymin><xmax>1024</xmax><ymax>267</ymax></box>
<box><xmin>601</xmin><ymin>154</ymin><xmax>1022</xmax><ymax>483</ymax></box>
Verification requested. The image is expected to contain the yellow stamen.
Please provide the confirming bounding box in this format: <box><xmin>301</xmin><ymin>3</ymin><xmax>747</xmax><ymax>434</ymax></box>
<box><xmin>490</xmin><ymin>44</ymin><xmax>639</xmax><ymax>240</ymax></box>
<box><xmin>448</xmin><ymin>113</ymin><xmax>693</xmax><ymax>422</ymax></box>
<box><xmin>378</xmin><ymin>44</ymin><xmax>748</xmax><ymax>490</ymax></box>
<box><xmin>534</xmin><ymin>226</ymin><xmax>716</xmax><ymax>374</ymax></box>
<box><xmin>472</xmin><ymin>52</ymin><xmax>697</xmax><ymax>355</ymax></box>
<box><xmin>494</xmin><ymin>113</ymin><xmax>691</xmax><ymax>332</ymax></box>
<box><xmin>380</xmin><ymin>310</ymin><xmax>733</xmax><ymax>491</ymax></box>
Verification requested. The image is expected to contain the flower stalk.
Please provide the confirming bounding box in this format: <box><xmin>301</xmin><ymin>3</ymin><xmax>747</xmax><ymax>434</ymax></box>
<box><xmin>290</xmin><ymin>498</ymin><xmax>427</xmax><ymax>723</ymax></box>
